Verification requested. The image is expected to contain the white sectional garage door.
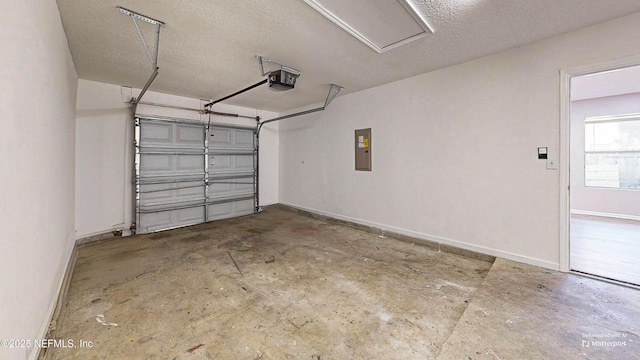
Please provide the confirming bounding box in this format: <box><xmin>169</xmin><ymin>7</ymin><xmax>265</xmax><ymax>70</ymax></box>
<box><xmin>135</xmin><ymin>116</ymin><xmax>256</xmax><ymax>234</ymax></box>
<box><xmin>207</xmin><ymin>124</ymin><xmax>257</xmax><ymax>222</ymax></box>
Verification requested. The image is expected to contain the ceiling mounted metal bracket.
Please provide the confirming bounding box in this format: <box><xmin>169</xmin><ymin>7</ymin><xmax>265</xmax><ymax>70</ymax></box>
<box><xmin>117</xmin><ymin>5</ymin><xmax>164</xmax><ymax>70</ymax></box>
<box><xmin>323</xmin><ymin>84</ymin><xmax>342</xmax><ymax>108</ymax></box>
<box><xmin>257</xmin><ymin>84</ymin><xmax>343</xmax><ymax>136</ymax></box>
<box><xmin>117</xmin><ymin>5</ymin><xmax>165</xmax><ymax>105</ymax></box>
<box><xmin>256</xmin><ymin>55</ymin><xmax>300</xmax><ymax>77</ymax></box>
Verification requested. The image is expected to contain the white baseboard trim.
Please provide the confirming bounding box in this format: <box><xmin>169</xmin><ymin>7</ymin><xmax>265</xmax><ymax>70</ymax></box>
<box><xmin>571</xmin><ymin>209</ymin><xmax>640</xmax><ymax>222</ymax></box>
<box><xmin>280</xmin><ymin>202</ymin><xmax>559</xmax><ymax>271</ymax></box>
<box><xmin>75</xmin><ymin>226</ymin><xmax>125</xmax><ymax>242</ymax></box>
<box><xmin>75</xmin><ymin>231</ymin><xmax>119</xmax><ymax>246</ymax></box>
<box><xmin>31</xmin><ymin>232</ymin><xmax>78</xmax><ymax>360</ymax></box>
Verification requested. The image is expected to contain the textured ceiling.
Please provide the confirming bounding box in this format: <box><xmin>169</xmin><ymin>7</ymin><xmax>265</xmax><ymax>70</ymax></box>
<box><xmin>56</xmin><ymin>0</ymin><xmax>640</xmax><ymax>112</ymax></box>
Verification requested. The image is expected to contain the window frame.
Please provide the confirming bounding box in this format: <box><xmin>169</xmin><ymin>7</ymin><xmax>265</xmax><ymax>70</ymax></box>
<box><xmin>583</xmin><ymin>113</ymin><xmax>640</xmax><ymax>190</ymax></box>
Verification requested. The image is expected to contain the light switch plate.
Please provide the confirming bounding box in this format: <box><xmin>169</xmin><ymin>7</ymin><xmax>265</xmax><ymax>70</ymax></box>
<box><xmin>538</xmin><ymin>147</ymin><xmax>548</xmax><ymax>159</ymax></box>
<box><xmin>546</xmin><ymin>158</ymin><xmax>558</xmax><ymax>170</ymax></box>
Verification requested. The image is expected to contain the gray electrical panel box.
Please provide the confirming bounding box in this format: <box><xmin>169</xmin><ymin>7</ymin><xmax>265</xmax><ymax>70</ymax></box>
<box><xmin>355</xmin><ymin>128</ymin><xmax>371</xmax><ymax>171</ymax></box>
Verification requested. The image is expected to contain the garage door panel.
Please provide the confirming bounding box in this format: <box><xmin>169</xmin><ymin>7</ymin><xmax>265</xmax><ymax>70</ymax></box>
<box><xmin>208</xmin><ymin>199</ymin><xmax>254</xmax><ymax>221</ymax></box>
<box><xmin>140</xmin><ymin>206</ymin><xmax>205</xmax><ymax>233</ymax></box>
<box><xmin>136</xmin><ymin>117</ymin><xmax>256</xmax><ymax>234</ymax></box>
<box><xmin>209</xmin><ymin>155</ymin><xmax>232</xmax><ymax>170</ymax></box>
<box><xmin>141</xmin><ymin>154</ymin><xmax>173</xmax><ymax>172</ymax></box>
<box><xmin>140</xmin><ymin>181</ymin><xmax>204</xmax><ymax>203</ymax></box>
<box><xmin>235</xmin><ymin>156</ymin><xmax>254</xmax><ymax>169</ymax></box>
<box><xmin>140</xmin><ymin>155</ymin><xmax>204</xmax><ymax>177</ymax></box>
<box><xmin>141</xmin><ymin>122</ymin><xmax>202</xmax><ymax>144</ymax></box>
<box><xmin>141</xmin><ymin>211</ymin><xmax>172</xmax><ymax>232</ymax></box>
<box><xmin>176</xmin><ymin>206</ymin><xmax>205</xmax><ymax>223</ymax></box>
<box><xmin>176</xmin><ymin>125</ymin><xmax>204</xmax><ymax>144</ymax></box>
<box><xmin>141</xmin><ymin>191</ymin><xmax>175</xmax><ymax>203</ymax></box>
<box><xmin>234</xmin><ymin>131</ymin><xmax>255</xmax><ymax>148</ymax></box>
<box><xmin>211</xmin><ymin>128</ymin><xmax>233</xmax><ymax>146</ymax></box>
<box><xmin>210</xmin><ymin>155</ymin><xmax>234</xmax><ymax>170</ymax></box>
<box><xmin>236</xmin><ymin>199</ymin><xmax>254</xmax><ymax>212</ymax></box>
<box><xmin>209</xmin><ymin>182</ymin><xmax>232</xmax><ymax>193</ymax></box>
<box><xmin>209</xmin><ymin>181</ymin><xmax>253</xmax><ymax>195</ymax></box>
<box><xmin>176</xmin><ymin>154</ymin><xmax>204</xmax><ymax>171</ymax></box>
<box><xmin>235</xmin><ymin>182</ymin><xmax>253</xmax><ymax>192</ymax></box>
<box><xmin>209</xmin><ymin>155</ymin><xmax>254</xmax><ymax>172</ymax></box>
<box><xmin>207</xmin><ymin>125</ymin><xmax>255</xmax><ymax>223</ymax></box>
<box><xmin>211</xmin><ymin>127</ymin><xmax>254</xmax><ymax>149</ymax></box>
<box><xmin>209</xmin><ymin>202</ymin><xmax>231</xmax><ymax>217</ymax></box>
<box><xmin>142</xmin><ymin>123</ymin><xmax>173</xmax><ymax>143</ymax></box>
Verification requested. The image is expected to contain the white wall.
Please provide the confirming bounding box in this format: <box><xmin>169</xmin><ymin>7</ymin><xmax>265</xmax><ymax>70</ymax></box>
<box><xmin>570</xmin><ymin>93</ymin><xmax>640</xmax><ymax>218</ymax></box>
<box><xmin>75</xmin><ymin>81</ymin><xmax>131</xmax><ymax>238</ymax></box>
<box><xmin>279</xmin><ymin>12</ymin><xmax>640</xmax><ymax>270</ymax></box>
<box><xmin>75</xmin><ymin>80</ymin><xmax>278</xmax><ymax>239</ymax></box>
<box><xmin>572</xmin><ymin>65</ymin><xmax>640</xmax><ymax>100</ymax></box>
<box><xmin>0</xmin><ymin>1</ymin><xmax>78</xmax><ymax>359</ymax></box>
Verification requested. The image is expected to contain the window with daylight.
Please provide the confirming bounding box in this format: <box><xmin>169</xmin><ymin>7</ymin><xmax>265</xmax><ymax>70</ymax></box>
<box><xmin>584</xmin><ymin>114</ymin><xmax>640</xmax><ymax>189</ymax></box>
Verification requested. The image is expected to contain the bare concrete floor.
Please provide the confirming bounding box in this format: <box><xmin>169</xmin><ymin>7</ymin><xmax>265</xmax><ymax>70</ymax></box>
<box><xmin>48</xmin><ymin>206</ymin><xmax>640</xmax><ymax>359</ymax></box>
<box><xmin>439</xmin><ymin>259</ymin><xmax>640</xmax><ymax>359</ymax></box>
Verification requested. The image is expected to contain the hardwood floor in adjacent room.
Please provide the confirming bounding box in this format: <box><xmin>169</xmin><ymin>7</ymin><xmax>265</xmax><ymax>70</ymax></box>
<box><xmin>571</xmin><ymin>214</ymin><xmax>640</xmax><ymax>286</ymax></box>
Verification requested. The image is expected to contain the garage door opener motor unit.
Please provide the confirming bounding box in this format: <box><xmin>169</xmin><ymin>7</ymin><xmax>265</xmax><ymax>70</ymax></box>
<box><xmin>268</xmin><ymin>69</ymin><xmax>299</xmax><ymax>91</ymax></box>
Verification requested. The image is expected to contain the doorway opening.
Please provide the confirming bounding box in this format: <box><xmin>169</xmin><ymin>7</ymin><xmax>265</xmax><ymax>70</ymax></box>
<box><xmin>564</xmin><ymin>64</ymin><xmax>640</xmax><ymax>287</ymax></box>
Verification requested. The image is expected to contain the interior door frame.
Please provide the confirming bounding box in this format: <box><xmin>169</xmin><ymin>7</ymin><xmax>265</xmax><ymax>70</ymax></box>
<box><xmin>559</xmin><ymin>54</ymin><xmax>640</xmax><ymax>273</ymax></box>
